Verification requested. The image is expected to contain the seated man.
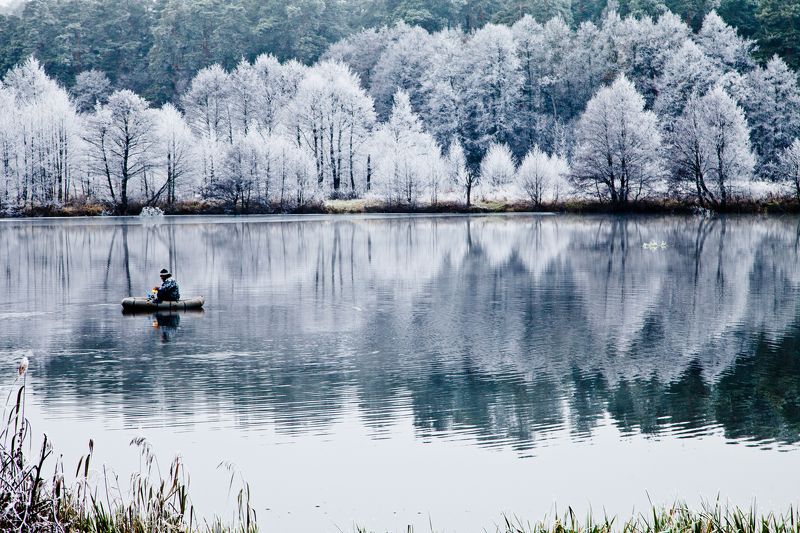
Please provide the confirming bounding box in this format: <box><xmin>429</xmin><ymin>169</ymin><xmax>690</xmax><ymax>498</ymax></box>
<box><xmin>153</xmin><ymin>268</ymin><xmax>180</xmax><ymax>302</ymax></box>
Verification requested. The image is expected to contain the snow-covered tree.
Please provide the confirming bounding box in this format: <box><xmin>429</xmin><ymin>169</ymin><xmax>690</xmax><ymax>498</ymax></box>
<box><xmin>669</xmin><ymin>86</ymin><xmax>754</xmax><ymax>208</ymax></box>
<box><xmin>696</xmin><ymin>11</ymin><xmax>755</xmax><ymax>72</ymax></box>
<box><xmin>152</xmin><ymin>103</ymin><xmax>196</xmax><ymax>204</ymax></box>
<box><xmin>83</xmin><ymin>89</ymin><xmax>155</xmax><ymax>213</ymax></box>
<box><xmin>516</xmin><ymin>145</ymin><xmax>570</xmax><ymax>205</ymax></box>
<box><xmin>288</xmin><ymin>61</ymin><xmax>376</xmax><ymax>195</ymax></box>
<box><xmin>512</xmin><ymin>15</ymin><xmax>546</xmax><ymax>151</ymax></box>
<box><xmin>565</xmin><ymin>20</ymin><xmax>615</xmax><ymax>119</ymax></box>
<box><xmin>419</xmin><ymin>28</ymin><xmax>468</xmax><ymax>148</ymax></box>
<box><xmin>264</xmin><ymin>134</ymin><xmax>317</xmax><ymax>208</ymax></box>
<box><xmin>777</xmin><ymin>139</ymin><xmax>800</xmax><ymax>201</ymax></box>
<box><xmin>369</xmin><ymin>23</ymin><xmax>433</xmax><ymax>120</ymax></box>
<box><xmin>182</xmin><ymin>64</ymin><xmax>232</xmax><ymax>142</ymax></box>
<box><xmin>426</xmin><ymin>149</ymin><xmax>448</xmax><ymax>205</ymax></box>
<box><xmin>72</xmin><ymin>70</ymin><xmax>112</xmax><ymax>114</ymax></box>
<box><xmin>447</xmin><ymin>137</ymin><xmax>477</xmax><ymax>206</ymax></box>
<box><xmin>730</xmin><ymin>56</ymin><xmax>800</xmax><ymax>177</ymax></box>
<box><xmin>463</xmin><ymin>24</ymin><xmax>523</xmax><ymax>160</ymax></box>
<box><xmin>370</xmin><ymin>90</ymin><xmax>438</xmax><ymax>205</ymax></box>
<box><xmin>571</xmin><ymin>75</ymin><xmax>664</xmax><ymax>205</ymax></box>
<box><xmin>654</xmin><ymin>40</ymin><xmax>720</xmax><ymax>119</ymax></box>
<box><xmin>322</xmin><ymin>27</ymin><xmax>391</xmax><ymax>86</ymax></box>
<box><xmin>209</xmin><ymin>132</ymin><xmax>264</xmax><ymax>211</ymax></box>
<box><xmin>479</xmin><ymin>143</ymin><xmax>516</xmax><ymax>191</ymax></box>
<box><xmin>1</xmin><ymin>58</ymin><xmax>80</xmax><ymax>208</ymax></box>
<box><xmin>609</xmin><ymin>12</ymin><xmax>691</xmax><ymax>105</ymax></box>
<box><xmin>251</xmin><ymin>54</ymin><xmax>304</xmax><ymax>134</ymax></box>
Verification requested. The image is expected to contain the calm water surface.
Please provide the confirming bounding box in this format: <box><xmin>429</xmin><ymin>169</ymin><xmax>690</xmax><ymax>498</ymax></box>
<box><xmin>1</xmin><ymin>214</ymin><xmax>799</xmax><ymax>531</ymax></box>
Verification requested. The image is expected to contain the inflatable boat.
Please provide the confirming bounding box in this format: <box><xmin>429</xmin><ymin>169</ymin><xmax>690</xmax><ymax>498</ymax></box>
<box><xmin>121</xmin><ymin>296</ymin><xmax>205</xmax><ymax>311</ymax></box>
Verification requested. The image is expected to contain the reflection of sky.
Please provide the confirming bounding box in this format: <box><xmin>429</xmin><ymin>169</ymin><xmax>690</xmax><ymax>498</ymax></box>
<box><xmin>2</xmin><ymin>214</ymin><xmax>800</xmax><ymax>530</ymax></box>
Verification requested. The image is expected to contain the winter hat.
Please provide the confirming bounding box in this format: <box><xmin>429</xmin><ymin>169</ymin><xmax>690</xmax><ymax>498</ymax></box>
<box><xmin>159</xmin><ymin>268</ymin><xmax>172</xmax><ymax>278</ymax></box>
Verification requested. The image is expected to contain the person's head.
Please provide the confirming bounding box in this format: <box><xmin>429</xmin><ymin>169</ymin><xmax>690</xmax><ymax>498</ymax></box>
<box><xmin>159</xmin><ymin>268</ymin><xmax>171</xmax><ymax>281</ymax></box>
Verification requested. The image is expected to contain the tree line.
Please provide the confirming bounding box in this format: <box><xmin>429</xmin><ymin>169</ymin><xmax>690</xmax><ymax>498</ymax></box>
<box><xmin>3</xmin><ymin>9</ymin><xmax>800</xmax><ymax>214</ymax></box>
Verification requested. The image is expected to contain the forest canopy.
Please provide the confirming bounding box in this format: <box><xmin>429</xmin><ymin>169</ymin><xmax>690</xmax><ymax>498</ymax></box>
<box><xmin>0</xmin><ymin>0</ymin><xmax>798</xmax><ymax>103</ymax></box>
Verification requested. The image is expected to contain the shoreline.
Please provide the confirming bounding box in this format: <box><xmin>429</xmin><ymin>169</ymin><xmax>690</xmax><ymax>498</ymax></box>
<box><xmin>4</xmin><ymin>197</ymin><xmax>800</xmax><ymax>218</ymax></box>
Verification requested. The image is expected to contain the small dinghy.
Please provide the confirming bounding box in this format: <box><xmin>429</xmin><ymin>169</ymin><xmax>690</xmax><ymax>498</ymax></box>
<box><xmin>121</xmin><ymin>296</ymin><xmax>205</xmax><ymax>311</ymax></box>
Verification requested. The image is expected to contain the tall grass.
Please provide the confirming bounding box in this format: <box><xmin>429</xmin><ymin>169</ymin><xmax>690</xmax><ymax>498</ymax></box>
<box><xmin>0</xmin><ymin>357</ymin><xmax>257</xmax><ymax>532</ymax></box>
<box><xmin>356</xmin><ymin>505</ymin><xmax>800</xmax><ymax>533</ymax></box>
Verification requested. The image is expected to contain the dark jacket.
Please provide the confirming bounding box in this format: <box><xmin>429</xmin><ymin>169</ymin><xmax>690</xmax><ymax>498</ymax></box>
<box><xmin>157</xmin><ymin>277</ymin><xmax>180</xmax><ymax>301</ymax></box>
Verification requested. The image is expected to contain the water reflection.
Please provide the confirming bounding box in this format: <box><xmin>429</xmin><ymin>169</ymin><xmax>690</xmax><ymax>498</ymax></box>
<box><xmin>1</xmin><ymin>214</ymin><xmax>800</xmax><ymax>451</ymax></box>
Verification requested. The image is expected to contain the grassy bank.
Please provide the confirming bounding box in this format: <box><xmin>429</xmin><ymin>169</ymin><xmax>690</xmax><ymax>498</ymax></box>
<box><xmin>3</xmin><ymin>362</ymin><xmax>799</xmax><ymax>533</ymax></box>
<box><xmin>6</xmin><ymin>197</ymin><xmax>800</xmax><ymax>218</ymax></box>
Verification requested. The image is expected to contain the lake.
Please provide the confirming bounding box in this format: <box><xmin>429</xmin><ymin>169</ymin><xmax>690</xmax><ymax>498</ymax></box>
<box><xmin>1</xmin><ymin>213</ymin><xmax>799</xmax><ymax>532</ymax></box>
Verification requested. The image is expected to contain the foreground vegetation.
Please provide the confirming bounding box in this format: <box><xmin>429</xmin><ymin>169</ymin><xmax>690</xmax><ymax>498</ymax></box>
<box><xmin>3</xmin><ymin>358</ymin><xmax>800</xmax><ymax>532</ymax></box>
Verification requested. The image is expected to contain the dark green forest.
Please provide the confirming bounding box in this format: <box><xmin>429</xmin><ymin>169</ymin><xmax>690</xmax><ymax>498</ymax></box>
<box><xmin>0</xmin><ymin>0</ymin><xmax>797</xmax><ymax>103</ymax></box>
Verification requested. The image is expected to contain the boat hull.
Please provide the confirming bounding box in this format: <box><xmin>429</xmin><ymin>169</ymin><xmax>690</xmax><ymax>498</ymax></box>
<box><xmin>121</xmin><ymin>296</ymin><xmax>205</xmax><ymax>311</ymax></box>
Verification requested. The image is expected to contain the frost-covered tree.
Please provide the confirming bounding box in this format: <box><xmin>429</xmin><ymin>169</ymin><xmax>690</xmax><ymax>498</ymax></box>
<box><xmin>1</xmin><ymin>58</ymin><xmax>80</xmax><ymax>208</ymax></box>
<box><xmin>369</xmin><ymin>23</ymin><xmax>434</xmax><ymax>120</ymax></box>
<box><xmin>571</xmin><ymin>75</ymin><xmax>664</xmax><ymax>205</ymax></box>
<box><xmin>512</xmin><ymin>15</ymin><xmax>547</xmax><ymax>151</ymax></box>
<box><xmin>264</xmin><ymin>134</ymin><xmax>317</xmax><ymax>208</ymax></box>
<box><xmin>565</xmin><ymin>20</ymin><xmax>615</xmax><ymax>119</ymax></box>
<box><xmin>654</xmin><ymin>40</ymin><xmax>720</xmax><ymax>119</ymax></box>
<box><xmin>695</xmin><ymin>11</ymin><xmax>755</xmax><ymax>72</ymax></box>
<box><xmin>71</xmin><ymin>70</ymin><xmax>112</xmax><ymax>114</ymax></box>
<box><xmin>426</xmin><ymin>149</ymin><xmax>448</xmax><ymax>205</ymax></box>
<box><xmin>609</xmin><ymin>12</ymin><xmax>690</xmax><ymax>105</ymax></box>
<box><xmin>182</xmin><ymin>64</ymin><xmax>232</xmax><ymax>142</ymax></box>
<box><xmin>730</xmin><ymin>56</ymin><xmax>800</xmax><ymax>177</ymax></box>
<box><xmin>182</xmin><ymin>65</ymin><xmax>233</xmax><ymax>194</ymax></box>
<box><xmin>479</xmin><ymin>143</ymin><xmax>516</xmax><ymax>190</ymax></box>
<box><xmin>322</xmin><ymin>27</ymin><xmax>391</xmax><ymax>86</ymax></box>
<box><xmin>152</xmin><ymin>103</ymin><xmax>195</xmax><ymax>204</ymax></box>
<box><xmin>463</xmin><ymin>24</ymin><xmax>523</xmax><ymax>160</ymax></box>
<box><xmin>419</xmin><ymin>28</ymin><xmax>468</xmax><ymax>148</ymax></box>
<box><xmin>516</xmin><ymin>145</ymin><xmax>570</xmax><ymax>205</ymax></box>
<box><xmin>370</xmin><ymin>90</ymin><xmax>438</xmax><ymax>205</ymax></box>
<box><xmin>210</xmin><ymin>132</ymin><xmax>264</xmax><ymax>211</ymax></box>
<box><xmin>288</xmin><ymin>61</ymin><xmax>375</xmax><ymax>195</ymax></box>
<box><xmin>447</xmin><ymin>137</ymin><xmax>478</xmax><ymax>206</ymax></box>
<box><xmin>228</xmin><ymin>59</ymin><xmax>261</xmax><ymax>136</ymax></box>
<box><xmin>83</xmin><ymin>89</ymin><xmax>154</xmax><ymax>213</ymax></box>
<box><xmin>777</xmin><ymin>139</ymin><xmax>800</xmax><ymax>201</ymax></box>
<box><xmin>670</xmin><ymin>86</ymin><xmax>754</xmax><ymax>208</ymax></box>
<box><xmin>250</xmin><ymin>54</ymin><xmax>304</xmax><ymax>134</ymax></box>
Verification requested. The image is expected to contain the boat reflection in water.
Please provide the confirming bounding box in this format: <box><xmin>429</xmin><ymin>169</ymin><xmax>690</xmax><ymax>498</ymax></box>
<box><xmin>122</xmin><ymin>308</ymin><xmax>204</xmax><ymax>343</ymax></box>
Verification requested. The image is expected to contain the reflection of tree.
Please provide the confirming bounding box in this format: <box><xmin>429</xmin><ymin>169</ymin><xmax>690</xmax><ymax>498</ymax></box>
<box><xmin>713</xmin><ymin>331</ymin><xmax>800</xmax><ymax>444</ymax></box>
<box><xmin>3</xmin><ymin>215</ymin><xmax>800</xmax><ymax>450</ymax></box>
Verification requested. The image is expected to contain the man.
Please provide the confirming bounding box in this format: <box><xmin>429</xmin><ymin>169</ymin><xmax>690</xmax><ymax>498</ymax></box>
<box><xmin>153</xmin><ymin>268</ymin><xmax>180</xmax><ymax>303</ymax></box>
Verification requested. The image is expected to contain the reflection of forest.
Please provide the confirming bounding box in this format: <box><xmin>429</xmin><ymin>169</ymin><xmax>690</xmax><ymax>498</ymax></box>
<box><xmin>2</xmin><ymin>215</ymin><xmax>800</xmax><ymax>449</ymax></box>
